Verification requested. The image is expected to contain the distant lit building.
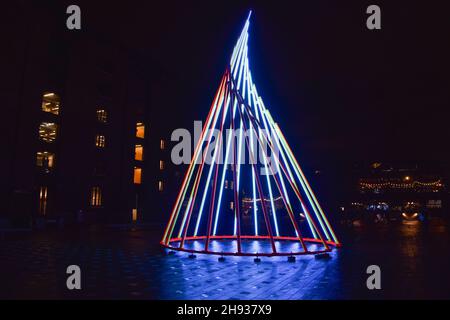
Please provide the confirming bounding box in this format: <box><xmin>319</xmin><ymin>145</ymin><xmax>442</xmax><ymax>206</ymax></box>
<box><xmin>346</xmin><ymin>162</ymin><xmax>445</xmax><ymax>222</ymax></box>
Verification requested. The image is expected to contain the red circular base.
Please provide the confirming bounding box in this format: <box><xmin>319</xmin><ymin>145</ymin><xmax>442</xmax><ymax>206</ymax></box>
<box><xmin>161</xmin><ymin>235</ymin><xmax>341</xmax><ymax>257</ymax></box>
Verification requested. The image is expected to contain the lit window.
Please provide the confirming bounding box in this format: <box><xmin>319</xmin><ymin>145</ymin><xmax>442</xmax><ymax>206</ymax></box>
<box><xmin>225</xmin><ymin>180</ymin><xmax>228</xmax><ymax>189</ymax></box>
<box><xmin>134</xmin><ymin>167</ymin><xmax>142</xmax><ymax>184</ymax></box>
<box><xmin>41</xmin><ymin>92</ymin><xmax>60</xmax><ymax>115</ymax></box>
<box><xmin>230</xmin><ymin>201</ymin><xmax>234</xmax><ymax>210</ymax></box>
<box><xmin>135</xmin><ymin>145</ymin><xmax>143</xmax><ymax>161</ymax></box>
<box><xmin>160</xmin><ymin>139</ymin><xmax>165</xmax><ymax>150</ymax></box>
<box><xmin>159</xmin><ymin>160</ymin><xmax>164</xmax><ymax>170</ymax></box>
<box><xmin>97</xmin><ymin>109</ymin><xmax>107</xmax><ymax>123</ymax></box>
<box><xmin>136</xmin><ymin>122</ymin><xmax>145</xmax><ymax>138</ymax></box>
<box><xmin>39</xmin><ymin>122</ymin><xmax>57</xmax><ymax>143</ymax></box>
<box><xmin>95</xmin><ymin>135</ymin><xmax>105</xmax><ymax>148</ymax></box>
<box><xmin>90</xmin><ymin>187</ymin><xmax>102</xmax><ymax>207</ymax></box>
<box><xmin>158</xmin><ymin>180</ymin><xmax>164</xmax><ymax>192</ymax></box>
<box><xmin>39</xmin><ymin>186</ymin><xmax>48</xmax><ymax>215</ymax></box>
<box><xmin>132</xmin><ymin>208</ymin><xmax>138</xmax><ymax>222</ymax></box>
<box><xmin>371</xmin><ymin>162</ymin><xmax>382</xmax><ymax>169</ymax></box>
<box><xmin>36</xmin><ymin>152</ymin><xmax>55</xmax><ymax>168</ymax></box>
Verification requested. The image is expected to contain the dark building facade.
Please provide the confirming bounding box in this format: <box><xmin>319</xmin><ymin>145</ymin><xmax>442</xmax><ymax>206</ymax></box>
<box><xmin>1</xmin><ymin>2</ymin><xmax>180</xmax><ymax>228</ymax></box>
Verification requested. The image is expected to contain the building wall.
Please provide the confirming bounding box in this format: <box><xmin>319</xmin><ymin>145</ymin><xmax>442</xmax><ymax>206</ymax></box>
<box><xmin>0</xmin><ymin>2</ymin><xmax>179</xmax><ymax>227</ymax></box>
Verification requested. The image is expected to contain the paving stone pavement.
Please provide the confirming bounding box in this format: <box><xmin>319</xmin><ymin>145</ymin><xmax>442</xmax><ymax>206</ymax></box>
<box><xmin>0</xmin><ymin>219</ymin><xmax>449</xmax><ymax>299</ymax></box>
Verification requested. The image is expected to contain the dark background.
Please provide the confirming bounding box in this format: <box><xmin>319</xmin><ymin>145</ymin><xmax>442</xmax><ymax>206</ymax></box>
<box><xmin>3</xmin><ymin>1</ymin><xmax>450</xmax><ymax>166</ymax></box>
<box><xmin>68</xmin><ymin>0</ymin><xmax>450</xmax><ymax>166</ymax></box>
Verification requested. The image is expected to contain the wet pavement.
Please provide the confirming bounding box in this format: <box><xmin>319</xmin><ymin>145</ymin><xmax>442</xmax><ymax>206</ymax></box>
<box><xmin>0</xmin><ymin>219</ymin><xmax>449</xmax><ymax>299</ymax></box>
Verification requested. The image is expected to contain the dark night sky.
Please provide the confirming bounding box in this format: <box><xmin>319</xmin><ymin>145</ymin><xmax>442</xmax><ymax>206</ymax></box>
<box><xmin>11</xmin><ymin>1</ymin><xmax>450</xmax><ymax>168</ymax></box>
<box><xmin>122</xmin><ymin>1</ymin><xmax>450</xmax><ymax>166</ymax></box>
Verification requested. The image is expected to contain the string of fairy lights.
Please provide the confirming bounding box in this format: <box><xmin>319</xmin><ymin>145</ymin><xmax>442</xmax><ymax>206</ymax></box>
<box><xmin>360</xmin><ymin>180</ymin><xmax>443</xmax><ymax>189</ymax></box>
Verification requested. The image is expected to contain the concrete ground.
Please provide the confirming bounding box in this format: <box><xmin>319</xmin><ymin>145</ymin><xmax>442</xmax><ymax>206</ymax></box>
<box><xmin>0</xmin><ymin>219</ymin><xmax>449</xmax><ymax>299</ymax></box>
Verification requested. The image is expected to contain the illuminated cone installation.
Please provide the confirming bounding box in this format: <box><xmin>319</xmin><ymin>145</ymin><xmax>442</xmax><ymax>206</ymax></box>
<box><xmin>161</xmin><ymin>12</ymin><xmax>340</xmax><ymax>256</ymax></box>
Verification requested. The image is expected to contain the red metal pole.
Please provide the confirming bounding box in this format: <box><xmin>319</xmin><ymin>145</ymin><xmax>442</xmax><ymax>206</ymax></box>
<box><xmin>230</xmin><ymin>91</ymin><xmax>242</xmax><ymax>253</ymax></box>
<box><xmin>239</xmin><ymin>100</ymin><xmax>329</xmax><ymax>250</ymax></box>
<box><xmin>234</xmin><ymin>86</ymin><xmax>277</xmax><ymax>254</ymax></box>
<box><xmin>162</xmin><ymin>74</ymin><xmax>227</xmax><ymax>245</ymax></box>
<box><xmin>179</xmin><ymin>74</ymin><xmax>231</xmax><ymax>247</ymax></box>
<box><xmin>180</xmin><ymin>140</ymin><xmax>211</xmax><ymax>248</ymax></box>
<box><xmin>239</xmin><ymin>101</ymin><xmax>308</xmax><ymax>252</ymax></box>
<box><xmin>205</xmin><ymin>70</ymin><xmax>230</xmax><ymax>252</ymax></box>
<box><xmin>179</xmin><ymin>77</ymin><xmax>231</xmax><ymax>248</ymax></box>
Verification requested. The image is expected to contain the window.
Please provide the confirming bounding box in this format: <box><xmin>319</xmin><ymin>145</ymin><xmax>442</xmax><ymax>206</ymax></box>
<box><xmin>98</xmin><ymin>83</ymin><xmax>112</xmax><ymax>97</ymax></box>
<box><xmin>93</xmin><ymin>162</ymin><xmax>106</xmax><ymax>176</ymax></box>
<box><xmin>134</xmin><ymin>167</ymin><xmax>142</xmax><ymax>184</ymax></box>
<box><xmin>427</xmin><ymin>200</ymin><xmax>442</xmax><ymax>209</ymax></box>
<box><xmin>39</xmin><ymin>122</ymin><xmax>57</xmax><ymax>143</ymax></box>
<box><xmin>230</xmin><ymin>201</ymin><xmax>234</xmax><ymax>210</ymax></box>
<box><xmin>136</xmin><ymin>122</ymin><xmax>145</xmax><ymax>138</ymax></box>
<box><xmin>99</xmin><ymin>60</ymin><xmax>114</xmax><ymax>74</ymax></box>
<box><xmin>95</xmin><ymin>135</ymin><xmax>105</xmax><ymax>148</ymax></box>
<box><xmin>135</xmin><ymin>145</ymin><xmax>143</xmax><ymax>161</ymax></box>
<box><xmin>39</xmin><ymin>186</ymin><xmax>48</xmax><ymax>215</ymax></box>
<box><xmin>224</xmin><ymin>180</ymin><xmax>235</xmax><ymax>189</ymax></box>
<box><xmin>90</xmin><ymin>187</ymin><xmax>102</xmax><ymax>207</ymax></box>
<box><xmin>159</xmin><ymin>160</ymin><xmax>164</xmax><ymax>170</ymax></box>
<box><xmin>36</xmin><ymin>152</ymin><xmax>55</xmax><ymax>168</ymax></box>
<box><xmin>132</xmin><ymin>208</ymin><xmax>138</xmax><ymax>222</ymax></box>
<box><xmin>41</xmin><ymin>92</ymin><xmax>60</xmax><ymax>115</ymax></box>
<box><xmin>158</xmin><ymin>180</ymin><xmax>164</xmax><ymax>192</ymax></box>
<box><xmin>97</xmin><ymin>109</ymin><xmax>108</xmax><ymax>123</ymax></box>
<box><xmin>160</xmin><ymin>139</ymin><xmax>165</xmax><ymax>150</ymax></box>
